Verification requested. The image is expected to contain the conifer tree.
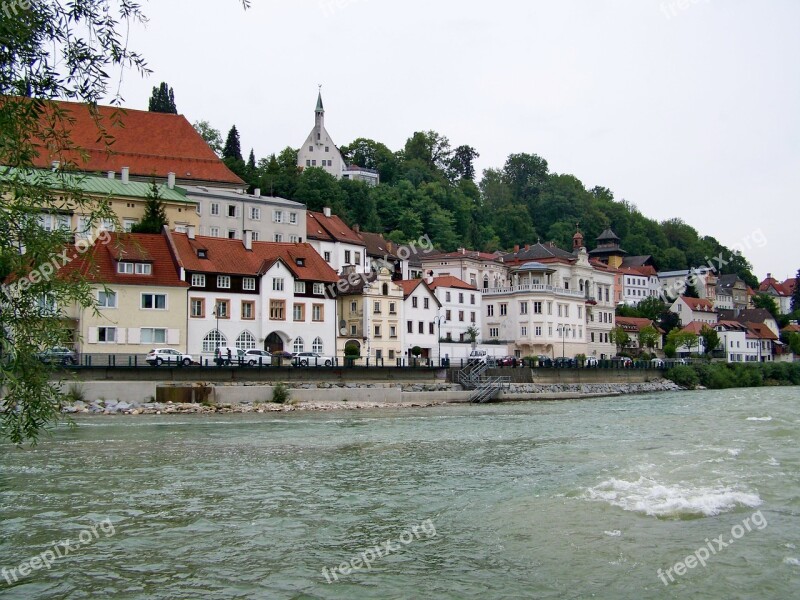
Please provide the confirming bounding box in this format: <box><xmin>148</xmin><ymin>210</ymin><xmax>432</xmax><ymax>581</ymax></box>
<box><xmin>223</xmin><ymin>126</ymin><xmax>243</xmax><ymax>162</ymax></box>
<box><xmin>148</xmin><ymin>82</ymin><xmax>177</xmax><ymax>114</ymax></box>
<box><xmin>131</xmin><ymin>180</ymin><xmax>169</xmax><ymax>233</ymax></box>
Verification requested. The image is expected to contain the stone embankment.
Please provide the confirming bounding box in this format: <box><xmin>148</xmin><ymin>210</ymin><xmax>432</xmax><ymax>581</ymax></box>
<box><xmin>59</xmin><ymin>379</ymin><xmax>682</xmax><ymax>415</ymax></box>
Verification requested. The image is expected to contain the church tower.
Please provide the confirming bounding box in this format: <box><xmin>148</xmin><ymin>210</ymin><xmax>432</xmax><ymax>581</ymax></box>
<box><xmin>297</xmin><ymin>88</ymin><xmax>345</xmax><ymax>179</ymax></box>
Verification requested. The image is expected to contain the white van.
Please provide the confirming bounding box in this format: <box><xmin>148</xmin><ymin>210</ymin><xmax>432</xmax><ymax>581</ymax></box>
<box><xmin>467</xmin><ymin>349</ymin><xmax>488</xmax><ymax>365</ymax></box>
<box><xmin>214</xmin><ymin>346</ymin><xmax>246</xmax><ymax>366</ymax></box>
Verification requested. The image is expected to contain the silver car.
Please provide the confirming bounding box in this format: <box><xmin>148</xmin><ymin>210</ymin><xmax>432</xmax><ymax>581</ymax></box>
<box><xmin>244</xmin><ymin>349</ymin><xmax>273</xmax><ymax>366</ymax></box>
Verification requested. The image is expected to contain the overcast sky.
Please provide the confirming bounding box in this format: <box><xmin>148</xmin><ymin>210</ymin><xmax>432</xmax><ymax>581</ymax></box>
<box><xmin>115</xmin><ymin>0</ymin><xmax>799</xmax><ymax>281</ymax></box>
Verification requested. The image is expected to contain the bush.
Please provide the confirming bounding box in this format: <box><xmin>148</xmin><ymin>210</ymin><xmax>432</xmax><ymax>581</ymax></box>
<box><xmin>65</xmin><ymin>383</ymin><xmax>86</xmax><ymax>403</ymax></box>
<box><xmin>667</xmin><ymin>365</ymin><xmax>700</xmax><ymax>389</ymax></box>
<box><xmin>271</xmin><ymin>382</ymin><xmax>290</xmax><ymax>404</ymax></box>
<box><xmin>344</xmin><ymin>341</ymin><xmax>360</xmax><ymax>358</ymax></box>
<box><xmin>664</xmin><ymin>344</ymin><xmax>676</xmax><ymax>358</ymax></box>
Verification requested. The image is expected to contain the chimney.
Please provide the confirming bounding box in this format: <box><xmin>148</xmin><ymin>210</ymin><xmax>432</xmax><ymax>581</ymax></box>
<box><xmin>167</xmin><ymin>172</ymin><xmax>176</xmax><ymax>189</ymax></box>
<box><xmin>107</xmin><ymin>171</ymin><xmax>115</xmax><ymax>179</ymax></box>
<box><xmin>514</xmin><ymin>244</ymin><xmax>520</xmax><ymax>253</ymax></box>
<box><xmin>244</xmin><ymin>230</ymin><xmax>253</xmax><ymax>251</ymax></box>
<box><xmin>323</xmin><ymin>207</ymin><xmax>332</xmax><ymax>218</ymax></box>
<box><xmin>353</xmin><ymin>223</ymin><xmax>360</xmax><ymax>233</ymax></box>
<box><xmin>51</xmin><ymin>160</ymin><xmax>60</xmax><ymax>171</ymax></box>
<box><xmin>121</xmin><ymin>167</ymin><xmax>130</xmax><ymax>184</ymax></box>
<box><xmin>766</xmin><ymin>272</ymin><xmax>771</xmax><ymax>279</ymax></box>
<box><xmin>426</xmin><ymin>270</ymin><xmax>433</xmax><ymax>285</ymax></box>
<box><xmin>187</xmin><ymin>225</ymin><xmax>196</xmax><ymax>240</ymax></box>
<box><xmin>254</xmin><ymin>188</ymin><xmax>261</xmax><ymax>198</ymax></box>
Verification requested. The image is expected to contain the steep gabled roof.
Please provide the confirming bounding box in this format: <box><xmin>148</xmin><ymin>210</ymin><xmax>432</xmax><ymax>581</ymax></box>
<box><xmin>170</xmin><ymin>232</ymin><xmax>338</xmax><ymax>282</ymax></box>
<box><xmin>427</xmin><ymin>275</ymin><xmax>476</xmax><ymax>291</ymax></box>
<box><xmin>397</xmin><ymin>279</ymin><xmax>440</xmax><ymax>305</ymax></box>
<box><xmin>745</xmin><ymin>322</ymin><xmax>778</xmax><ymax>340</ymax></box>
<box><xmin>356</xmin><ymin>231</ymin><xmax>399</xmax><ymax>259</ymax></box>
<box><xmin>759</xmin><ymin>275</ymin><xmax>790</xmax><ymax>296</ymax></box>
<box><xmin>306</xmin><ymin>211</ymin><xmax>365</xmax><ymax>246</ymax></box>
<box><xmin>27</xmin><ymin>99</ymin><xmax>244</xmax><ymax>185</ymax></box>
<box><xmin>679</xmin><ymin>296</ymin><xmax>715</xmax><ymax>312</ymax></box>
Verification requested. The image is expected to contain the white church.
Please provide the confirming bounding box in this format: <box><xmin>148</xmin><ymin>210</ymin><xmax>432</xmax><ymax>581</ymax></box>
<box><xmin>296</xmin><ymin>91</ymin><xmax>379</xmax><ymax>187</ymax></box>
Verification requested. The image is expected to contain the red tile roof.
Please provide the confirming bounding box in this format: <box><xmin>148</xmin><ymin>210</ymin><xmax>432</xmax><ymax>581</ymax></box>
<box><xmin>427</xmin><ymin>275</ymin><xmax>476</xmax><ymax>291</ymax></box>
<box><xmin>306</xmin><ymin>211</ymin><xmax>365</xmax><ymax>246</ymax></box>
<box><xmin>615</xmin><ymin>316</ymin><xmax>662</xmax><ymax>333</ymax></box>
<box><xmin>680</xmin><ymin>321</ymin><xmax>708</xmax><ymax>335</ymax></box>
<box><xmin>680</xmin><ymin>296</ymin><xmax>715</xmax><ymax>312</ymax></box>
<box><xmin>61</xmin><ymin>232</ymin><xmax>187</xmax><ymax>287</ymax></box>
<box><xmin>745</xmin><ymin>322</ymin><xmax>778</xmax><ymax>340</ymax></box>
<box><xmin>782</xmin><ymin>323</ymin><xmax>800</xmax><ymax>334</ymax></box>
<box><xmin>759</xmin><ymin>276</ymin><xmax>789</xmax><ymax>296</ymax></box>
<box><xmin>28</xmin><ymin>99</ymin><xmax>244</xmax><ymax>185</ymax></box>
<box><xmin>397</xmin><ymin>279</ymin><xmax>425</xmax><ymax>297</ymax></box>
<box><xmin>169</xmin><ymin>232</ymin><xmax>338</xmax><ymax>283</ymax></box>
<box><xmin>428</xmin><ymin>249</ymin><xmax>502</xmax><ymax>262</ymax></box>
<box><xmin>783</xmin><ymin>278</ymin><xmax>797</xmax><ymax>296</ymax></box>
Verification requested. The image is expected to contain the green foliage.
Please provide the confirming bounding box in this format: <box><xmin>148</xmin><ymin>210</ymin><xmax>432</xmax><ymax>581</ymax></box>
<box><xmin>670</xmin><ymin>362</ymin><xmax>798</xmax><ymax>390</ymax></box>
<box><xmin>130</xmin><ymin>179</ymin><xmax>168</xmax><ymax>233</ymax></box>
<box><xmin>271</xmin><ymin>382</ymin><xmax>290</xmax><ymax>404</ymax></box>
<box><xmin>667</xmin><ymin>329</ymin><xmax>699</xmax><ymax>353</ymax></box>
<box><xmin>148</xmin><ymin>82</ymin><xmax>177</xmax><ymax>114</ymax></box>
<box><xmin>666</xmin><ymin>365</ymin><xmax>699</xmax><ymax>389</ymax></box>
<box><xmin>465</xmin><ymin>325</ymin><xmax>480</xmax><ymax>343</ymax></box>
<box><xmin>664</xmin><ymin>343</ymin><xmax>677</xmax><ymax>358</ymax></box>
<box><xmin>638</xmin><ymin>325</ymin><xmax>660</xmax><ymax>351</ymax></box>
<box><xmin>65</xmin><ymin>383</ymin><xmax>86</xmax><ymax>404</ymax></box>
<box><xmin>752</xmin><ymin>293</ymin><xmax>780</xmax><ymax>320</ymax></box>
<box><xmin>699</xmin><ymin>325</ymin><xmax>720</xmax><ymax>356</ymax></box>
<box><xmin>223</xmin><ymin>125</ymin><xmax>243</xmax><ymax>162</ymax></box>
<box><xmin>610</xmin><ymin>326</ymin><xmax>630</xmax><ymax>352</ymax></box>
<box><xmin>793</xmin><ymin>269</ymin><xmax>800</xmax><ymax>313</ymax></box>
<box><xmin>411</xmin><ymin>346</ymin><xmax>423</xmax><ymax>357</ymax></box>
<box><xmin>783</xmin><ymin>332</ymin><xmax>800</xmax><ymax>355</ymax></box>
<box><xmin>193</xmin><ymin>120</ymin><xmax>224</xmax><ymax>157</ymax></box>
<box><xmin>344</xmin><ymin>341</ymin><xmax>360</xmax><ymax>357</ymax></box>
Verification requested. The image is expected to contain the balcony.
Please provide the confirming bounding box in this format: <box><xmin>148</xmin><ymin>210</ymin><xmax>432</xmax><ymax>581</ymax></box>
<box><xmin>481</xmin><ymin>283</ymin><xmax>586</xmax><ymax>299</ymax></box>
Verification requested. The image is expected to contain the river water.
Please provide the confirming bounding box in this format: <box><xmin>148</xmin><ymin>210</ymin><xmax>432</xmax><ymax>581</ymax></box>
<box><xmin>1</xmin><ymin>388</ymin><xmax>798</xmax><ymax>599</ymax></box>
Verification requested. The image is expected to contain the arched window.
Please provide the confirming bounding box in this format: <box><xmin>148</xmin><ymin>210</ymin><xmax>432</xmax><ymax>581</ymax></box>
<box><xmin>579</xmin><ymin>279</ymin><xmax>584</xmax><ymax>292</ymax></box>
<box><xmin>236</xmin><ymin>331</ymin><xmax>256</xmax><ymax>350</ymax></box>
<box><xmin>293</xmin><ymin>337</ymin><xmax>305</xmax><ymax>353</ymax></box>
<box><xmin>483</xmin><ymin>275</ymin><xmax>489</xmax><ymax>290</ymax></box>
<box><xmin>312</xmin><ymin>337</ymin><xmax>323</xmax><ymax>353</ymax></box>
<box><xmin>382</xmin><ymin>283</ymin><xmax>389</xmax><ymax>296</ymax></box>
<box><xmin>203</xmin><ymin>330</ymin><xmax>226</xmax><ymax>352</ymax></box>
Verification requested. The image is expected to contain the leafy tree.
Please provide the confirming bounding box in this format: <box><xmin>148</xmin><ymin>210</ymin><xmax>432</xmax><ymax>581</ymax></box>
<box><xmin>192</xmin><ymin>120</ymin><xmax>224</xmax><ymax>157</ymax></box>
<box><xmin>131</xmin><ymin>180</ymin><xmax>169</xmax><ymax>233</ymax></box>
<box><xmin>667</xmin><ymin>329</ymin><xmax>699</xmax><ymax>354</ymax></box>
<box><xmin>637</xmin><ymin>297</ymin><xmax>667</xmax><ymax>322</ymax></box>
<box><xmin>699</xmin><ymin>325</ymin><xmax>720</xmax><ymax>357</ymax></box>
<box><xmin>148</xmin><ymin>82</ymin><xmax>177</xmax><ymax>114</ymax></box>
<box><xmin>752</xmin><ymin>293</ymin><xmax>780</xmax><ymax>320</ymax></box>
<box><xmin>684</xmin><ymin>279</ymin><xmax>700</xmax><ymax>298</ymax></box>
<box><xmin>638</xmin><ymin>325</ymin><xmax>660</xmax><ymax>353</ymax></box>
<box><xmin>295</xmin><ymin>167</ymin><xmax>346</xmax><ymax>214</ymax></box>
<box><xmin>610</xmin><ymin>327</ymin><xmax>631</xmax><ymax>353</ymax></box>
<box><xmin>448</xmin><ymin>145</ymin><xmax>480</xmax><ymax>181</ymax></box>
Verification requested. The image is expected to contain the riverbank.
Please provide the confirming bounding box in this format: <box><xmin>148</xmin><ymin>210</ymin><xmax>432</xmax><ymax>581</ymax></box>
<box><xmin>59</xmin><ymin>379</ymin><xmax>683</xmax><ymax>415</ymax></box>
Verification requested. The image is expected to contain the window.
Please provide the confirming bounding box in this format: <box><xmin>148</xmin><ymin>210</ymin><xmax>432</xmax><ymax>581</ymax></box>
<box><xmin>273</xmin><ymin>210</ymin><xmax>284</xmax><ymax>223</ymax></box>
<box><xmin>236</xmin><ymin>331</ymin><xmax>256</xmax><ymax>350</ymax></box>
<box><xmin>521</xmin><ymin>326</ymin><xmax>528</xmax><ymax>337</ymax></box>
<box><xmin>423</xmin><ymin>298</ymin><xmax>430</xmax><ymax>310</ymax></box>
<box><xmin>471</xmin><ymin>311</ymin><xmax>476</xmax><ymax>323</ymax></box>
<box><xmin>350</xmin><ymin>301</ymin><xmax>358</xmax><ymax>313</ymax></box>
<box><xmin>325</xmin><ymin>146</ymin><xmax>330</xmax><ymax>152</ymax></box>
<box><xmin>407</xmin><ymin>321</ymin><xmax>413</xmax><ymax>333</ymax></box>
<box><xmin>312</xmin><ymin>304</ymin><xmax>323</xmax><ymax>321</ymax></box>
<box><xmin>191</xmin><ymin>274</ymin><xmax>206</xmax><ymax>287</ymax></box>
<box><xmin>374</xmin><ymin>301</ymin><xmax>381</xmax><ymax>314</ymax></box>
<box><xmin>211</xmin><ymin>203</ymin><xmax>220</xmax><ymax>216</ymax></box>
<box><xmin>141</xmin><ymin>328</ymin><xmax>167</xmax><ymax>344</ymax></box>
<box><xmin>228</xmin><ymin>229</ymin><xmax>237</xmax><ymax>239</ymax></box>
<box><xmin>227</xmin><ymin>205</ymin><xmax>237</xmax><ymax>218</ymax></box>
<box><xmin>324</xmin><ymin>251</ymin><xmax>331</xmax><ymax>262</ymax></box>
<box><xmin>98</xmin><ymin>327</ymin><xmax>116</xmax><ymax>343</ymax></box>
<box><xmin>252</xmin><ymin>232</ymin><xmax>260</xmax><ymax>241</ymax></box>
<box><xmin>547</xmin><ymin>301</ymin><xmax>553</xmax><ymax>315</ymax></box>
<box><xmin>459</xmin><ymin>310</ymin><xmax>465</xmax><ymax>322</ymax></box>
<box><xmin>191</xmin><ymin>298</ymin><xmax>205</xmax><ymax>318</ymax></box>
<box><xmin>306</xmin><ymin>160</ymin><xmax>311</xmax><ymax>167</ymax></box>
<box><xmin>97</xmin><ymin>290</ymin><xmax>117</xmax><ymax>308</ymax></box>
<box><xmin>312</xmin><ymin>337</ymin><xmax>324</xmax><ymax>353</ymax></box>
<box><xmin>290</xmin><ymin>212</ymin><xmax>298</xmax><ymax>224</ymax></box>
<box><xmin>355</xmin><ymin>253</ymin><xmax>361</xmax><ymax>265</ymax></box>
<box><xmin>273</xmin><ymin>278</ymin><xmax>284</xmax><ymax>291</ymax></box>
<box><xmin>210</xmin><ymin>227</ymin><xmax>220</xmax><ymax>237</ymax></box>
<box><xmin>500</xmin><ymin>303</ymin><xmax>507</xmax><ymax>317</ymax></box>
<box><xmin>487</xmin><ymin>305</ymin><xmax>494</xmax><ymax>317</ymax></box>
<box><xmin>350</xmin><ymin>325</ymin><xmax>357</xmax><ymax>335</ymax></box>
<box><xmin>565</xmin><ymin>305</ymin><xmax>570</xmax><ymax>318</ymax></box>
<box><xmin>249</xmin><ymin>207</ymin><xmax>260</xmax><ymax>220</ymax></box>
<box><xmin>558</xmin><ymin>305</ymin><xmax>563</xmax><ymax>317</ymax></box>
<box><xmin>412</xmin><ymin>297</ymin><xmax>418</xmax><ymax>308</ymax></box>
<box><xmin>520</xmin><ymin>301</ymin><xmax>528</xmax><ymax>315</ymax></box>
<box><xmin>375</xmin><ymin>349</ymin><xmax>382</xmax><ymax>360</ymax></box>
<box><xmin>295</xmin><ymin>281</ymin><xmax>306</xmax><ymax>294</ymax></box>
<box><xmin>218</xmin><ymin>275</ymin><xmax>231</xmax><ymax>289</ymax></box>
<box><xmin>429</xmin><ymin>323</ymin><xmax>435</xmax><ymax>335</ymax></box>
<box><xmin>389</xmin><ymin>350</ymin><xmax>395</xmax><ymax>360</ymax></box>
<box><xmin>117</xmin><ymin>262</ymin><xmax>151</xmax><ymax>275</ymax></box>
<box><xmin>578</xmin><ymin>306</ymin><xmax>582</xmax><ymax>319</ymax></box>
<box><xmin>389</xmin><ymin>302</ymin><xmax>397</xmax><ymax>314</ymax></box>
<box><xmin>214</xmin><ymin>300</ymin><xmax>229</xmax><ymax>318</ymax></box>
<box><xmin>270</xmin><ymin>300</ymin><xmax>285</xmax><ymax>320</ymax></box>
<box><xmin>446</xmin><ymin>309</ymin><xmax>452</xmax><ymax>320</ymax></box>
<box><xmin>241</xmin><ymin>301</ymin><xmax>254</xmax><ymax>320</ymax></box>
<box><xmin>242</xmin><ymin>277</ymin><xmax>256</xmax><ymax>291</ymax></box>
<box><xmin>345</xmin><ymin>250</ymin><xmax>351</xmax><ymax>264</ymax></box>
<box><xmin>390</xmin><ymin>325</ymin><xmax>397</xmax><ymax>338</ymax></box>
<box><xmin>203</xmin><ymin>330</ymin><xmax>226</xmax><ymax>352</ymax></box>
<box><xmin>535</xmin><ymin>326</ymin><xmax>542</xmax><ymax>336</ymax></box>
<box><xmin>313</xmin><ymin>283</ymin><xmax>324</xmax><ymax>295</ymax></box>
<box><xmin>274</xmin><ymin>233</ymin><xmax>283</xmax><ymax>242</ymax></box>
<box><xmin>293</xmin><ymin>303</ymin><xmax>305</xmax><ymax>321</ymax></box>
<box><xmin>489</xmin><ymin>327</ymin><xmax>499</xmax><ymax>338</ymax></box>
<box><xmin>446</xmin><ymin>292</ymin><xmax>451</xmax><ymax>302</ymax></box>
<box><xmin>471</xmin><ymin>294</ymin><xmax>475</xmax><ymax>305</ymax></box>
<box><xmin>289</xmin><ymin>235</ymin><xmax>299</xmax><ymax>243</ymax></box>
<box><xmin>459</xmin><ymin>293</ymin><xmax>464</xmax><ymax>303</ymax></box>
<box><xmin>374</xmin><ymin>325</ymin><xmax>381</xmax><ymax>337</ymax></box>
<box><xmin>141</xmin><ymin>293</ymin><xmax>166</xmax><ymax>310</ymax></box>
<box><xmin>123</xmin><ymin>218</ymin><xmax>137</xmax><ymax>232</ymax></box>
<box><xmin>534</xmin><ymin>301</ymin><xmax>542</xmax><ymax>314</ymax></box>
<box><xmin>293</xmin><ymin>337</ymin><xmax>305</xmax><ymax>353</ymax></box>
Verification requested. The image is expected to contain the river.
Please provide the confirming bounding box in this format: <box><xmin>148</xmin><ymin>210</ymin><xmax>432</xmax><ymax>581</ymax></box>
<box><xmin>1</xmin><ymin>388</ymin><xmax>798</xmax><ymax>599</ymax></box>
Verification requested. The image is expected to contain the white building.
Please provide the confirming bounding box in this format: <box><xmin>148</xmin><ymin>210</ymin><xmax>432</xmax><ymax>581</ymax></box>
<box><xmin>427</xmin><ymin>276</ymin><xmax>480</xmax><ymax>343</ymax></box>
<box><xmin>306</xmin><ymin>208</ymin><xmax>368</xmax><ymax>274</ymax></box>
<box><xmin>169</xmin><ymin>230</ymin><xmax>339</xmax><ymax>362</ymax></box>
<box><xmin>296</xmin><ymin>91</ymin><xmax>347</xmax><ymax>179</ymax></box>
<box><xmin>398</xmin><ymin>279</ymin><xmax>441</xmax><ymax>362</ymax></box>
<box><xmin>620</xmin><ymin>266</ymin><xmax>661</xmax><ymax>306</ymax></box>
<box><xmin>715</xmin><ymin>321</ymin><xmax>759</xmax><ymax>363</ymax></box>
<box><xmin>188</xmin><ymin>185</ymin><xmax>306</xmax><ymax>243</ymax></box>
<box><xmin>670</xmin><ymin>296</ymin><xmax>718</xmax><ymax>326</ymax></box>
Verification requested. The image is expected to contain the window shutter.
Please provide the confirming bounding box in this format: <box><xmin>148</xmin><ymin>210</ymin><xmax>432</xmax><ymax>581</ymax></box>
<box><xmin>88</xmin><ymin>327</ymin><xmax>98</xmax><ymax>343</ymax></box>
<box><xmin>167</xmin><ymin>329</ymin><xmax>180</xmax><ymax>345</ymax></box>
<box><xmin>127</xmin><ymin>328</ymin><xmax>140</xmax><ymax>344</ymax></box>
<box><xmin>116</xmin><ymin>328</ymin><xmax>126</xmax><ymax>344</ymax></box>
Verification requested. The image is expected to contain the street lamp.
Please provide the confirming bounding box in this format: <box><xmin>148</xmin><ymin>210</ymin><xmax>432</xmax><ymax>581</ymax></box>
<box><xmin>434</xmin><ymin>314</ymin><xmax>446</xmax><ymax>366</ymax></box>
<box><xmin>557</xmin><ymin>324</ymin><xmax>572</xmax><ymax>360</ymax></box>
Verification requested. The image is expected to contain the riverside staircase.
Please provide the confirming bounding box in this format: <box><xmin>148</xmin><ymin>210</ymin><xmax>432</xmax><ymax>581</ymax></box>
<box><xmin>457</xmin><ymin>362</ymin><xmax>511</xmax><ymax>404</ymax></box>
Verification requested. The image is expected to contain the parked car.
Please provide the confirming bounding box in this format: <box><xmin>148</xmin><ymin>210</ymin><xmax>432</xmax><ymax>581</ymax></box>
<box><xmin>37</xmin><ymin>347</ymin><xmax>78</xmax><ymax>366</ymax></box>
<box><xmin>650</xmin><ymin>358</ymin><xmax>665</xmax><ymax>368</ymax></box>
<box><xmin>292</xmin><ymin>352</ymin><xmax>334</xmax><ymax>367</ymax></box>
<box><xmin>146</xmin><ymin>348</ymin><xmax>193</xmax><ymax>366</ymax></box>
<box><xmin>554</xmin><ymin>356</ymin><xmax>576</xmax><ymax>368</ymax></box>
<box><xmin>584</xmin><ymin>356</ymin><xmax>598</xmax><ymax>367</ymax></box>
<box><xmin>533</xmin><ymin>355</ymin><xmax>553</xmax><ymax>367</ymax></box>
<box><xmin>244</xmin><ymin>349</ymin><xmax>272</xmax><ymax>366</ymax></box>
<box><xmin>497</xmin><ymin>355</ymin><xmax>516</xmax><ymax>366</ymax></box>
<box><xmin>214</xmin><ymin>346</ymin><xmax>246</xmax><ymax>366</ymax></box>
<box><xmin>611</xmin><ymin>356</ymin><xmax>633</xmax><ymax>367</ymax></box>
<box><xmin>467</xmin><ymin>349</ymin><xmax>488</xmax><ymax>365</ymax></box>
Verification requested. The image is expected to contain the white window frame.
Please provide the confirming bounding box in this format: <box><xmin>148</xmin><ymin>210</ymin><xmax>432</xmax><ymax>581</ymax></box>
<box><xmin>141</xmin><ymin>293</ymin><xmax>167</xmax><ymax>310</ymax></box>
<box><xmin>97</xmin><ymin>290</ymin><xmax>117</xmax><ymax>308</ymax></box>
<box><xmin>217</xmin><ymin>275</ymin><xmax>231</xmax><ymax>289</ymax></box>
<box><xmin>191</xmin><ymin>274</ymin><xmax>206</xmax><ymax>287</ymax></box>
<box><xmin>140</xmin><ymin>327</ymin><xmax>167</xmax><ymax>344</ymax></box>
<box><xmin>242</xmin><ymin>277</ymin><xmax>256</xmax><ymax>291</ymax></box>
<box><xmin>273</xmin><ymin>278</ymin><xmax>284</xmax><ymax>292</ymax></box>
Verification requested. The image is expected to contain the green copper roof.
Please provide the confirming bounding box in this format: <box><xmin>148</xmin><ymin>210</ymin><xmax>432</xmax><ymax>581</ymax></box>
<box><xmin>1</xmin><ymin>167</ymin><xmax>191</xmax><ymax>203</ymax></box>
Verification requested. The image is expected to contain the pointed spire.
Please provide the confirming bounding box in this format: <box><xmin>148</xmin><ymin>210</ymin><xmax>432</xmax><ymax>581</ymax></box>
<box><xmin>316</xmin><ymin>85</ymin><xmax>324</xmax><ymax>113</ymax></box>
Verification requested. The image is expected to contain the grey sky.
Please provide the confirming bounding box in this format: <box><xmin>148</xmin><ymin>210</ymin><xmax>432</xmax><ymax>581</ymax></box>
<box><xmin>117</xmin><ymin>0</ymin><xmax>799</xmax><ymax>281</ymax></box>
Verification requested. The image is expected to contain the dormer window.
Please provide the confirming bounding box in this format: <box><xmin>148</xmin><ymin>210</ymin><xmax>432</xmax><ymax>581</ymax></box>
<box><xmin>117</xmin><ymin>261</ymin><xmax>152</xmax><ymax>275</ymax></box>
<box><xmin>296</xmin><ymin>258</ymin><xmax>305</xmax><ymax>267</ymax></box>
<box><xmin>197</xmin><ymin>249</ymin><xmax>208</xmax><ymax>259</ymax></box>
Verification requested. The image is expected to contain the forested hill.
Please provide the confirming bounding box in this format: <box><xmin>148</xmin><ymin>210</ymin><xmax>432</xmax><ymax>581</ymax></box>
<box><xmin>226</xmin><ymin>130</ymin><xmax>757</xmax><ymax>288</ymax></box>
